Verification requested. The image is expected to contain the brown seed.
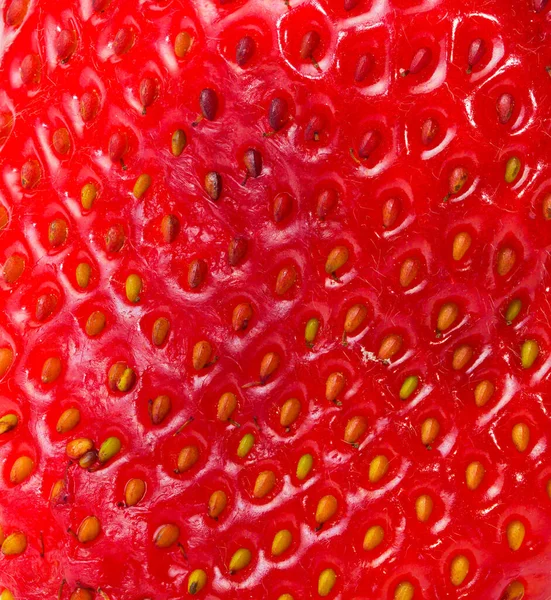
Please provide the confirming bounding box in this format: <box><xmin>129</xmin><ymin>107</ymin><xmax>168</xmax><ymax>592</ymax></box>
<box><xmin>9</xmin><ymin>456</ymin><xmax>33</xmax><ymax>484</ymax></box>
<box><xmin>420</xmin><ymin>417</ymin><xmax>440</xmax><ymax>446</ymax></box>
<box><xmin>497</xmin><ymin>93</ymin><xmax>515</xmax><ymax>125</ymax></box>
<box><xmin>55</xmin><ymin>28</ymin><xmax>77</xmax><ymax>62</ymax></box>
<box><xmin>161</xmin><ymin>214</ymin><xmax>179</xmax><ymax>243</ymax></box>
<box><xmin>188</xmin><ymin>258</ymin><xmax>206</xmax><ymax>288</ymax></box>
<box><xmin>149</xmin><ymin>395</ymin><xmax>171</xmax><ymax>425</ymax></box>
<box><xmin>177</xmin><ymin>445</ymin><xmax>200</xmax><ymax>473</ymax></box>
<box><xmin>152</xmin><ymin>317</ymin><xmax>170</xmax><ymax>346</ymax></box>
<box><xmin>0</xmin><ymin>205</ymin><xmax>10</xmax><ymax>230</ymax></box>
<box><xmin>80</xmin><ymin>90</ymin><xmax>100</xmax><ymax>122</ymax></box>
<box><xmin>280</xmin><ymin>397</ymin><xmax>301</xmax><ymax>428</ymax></box>
<box><xmin>66</xmin><ymin>438</ymin><xmax>94</xmax><ymax>460</ymax></box>
<box><xmin>21</xmin><ymin>158</ymin><xmax>41</xmax><ymax>189</ymax></box>
<box><xmin>378</xmin><ymin>334</ymin><xmax>403</xmax><ymax>361</ymax></box>
<box><xmin>446</xmin><ymin>166</ymin><xmax>468</xmax><ymax>198</ymax></box>
<box><xmin>369</xmin><ymin>455</ymin><xmax>389</xmax><ymax>483</ymax></box>
<box><xmin>1</xmin><ymin>532</ymin><xmax>27</xmax><ymax>555</ymax></box>
<box><xmin>232</xmin><ymin>303</ymin><xmax>253</xmax><ymax>332</ymax></box>
<box><xmin>108</xmin><ymin>130</ymin><xmax>128</xmax><ymax>165</ymax></box>
<box><xmin>474</xmin><ymin>380</ymin><xmax>494</xmax><ymax>407</ymax></box>
<box><xmin>325</xmin><ymin>246</ymin><xmax>349</xmax><ymax>275</ymax></box>
<box><xmin>415</xmin><ymin>494</ymin><xmax>433</xmax><ymax>522</ymax></box>
<box><xmin>344</xmin><ymin>415</ymin><xmax>368</xmax><ymax>445</ymax></box>
<box><xmin>217</xmin><ymin>392</ymin><xmax>238</xmax><ymax>422</ymax></box>
<box><xmin>273</xmin><ymin>192</ymin><xmax>293</xmax><ymax>222</ymax></box>
<box><xmin>20</xmin><ymin>53</ymin><xmax>41</xmax><ymax>85</ymax></box>
<box><xmin>450</xmin><ymin>555</ymin><xmax>470</xmax><ymax>586</ymax></box>
<box><xmin>228</xmin><ymin>237</ymin><xmax>248</xmax><ymax>266</ymax></box>
<box><xmin>174</xmin><ymin>31</ymin><xmax>193</xmax><ymax>58</ymax></box>
<box><xmin>497</xmin><ymin>246</ymin><xmax>516</xmax><ymax>276</ymax></box>
<box><xmin>139</xmin><ymin>77</ymin><xmax>159</xmax><ymax>113</ymax></box>
<box><xmin>77</xmin><ymin>516</ymin><xmax>101</xmax><ymax>543</ymax></box>
<box><xmin>275</xmin><ymin>265</ymin><xmax>297</xmax><ymax>295</ymax></box>
<box><xmin>452</xmin><ymin>344</ymin><xmax>473</xmax><ymax>370</ymax></box>
<box><xmin>105</xmin><ymin>224</ymin><xmax>126</xmax><ymax>252</ymax></box>
<box><xmin>5</xmin><ymin>0</ymin><xmax>29</xmax><ymax>27</ymax></box>
<box><xmin>542</xmin><ymin>192</ymin><xmax>551</xmax><ymax>220</ymax></box>
<box><xmin>35</xmin><ymin>293</ymin><xmax>58</xmax><ymax>321</ymax></box>
<box><xmin>53</xmin><ymin>128</ymin><xmax>71</xmax><ymax>154</ymax></box>
<box><xmin>70</xmin><ymin>588</ymin><xmax>94</xmax><ymax>600</ymax></box>
<box><xmin>236</xmin><ymin>35</ymin><xmax>256</xmax><ymax>66</ymax></box>
<box><xmin>48</xmin><ymin>218</ymin><xmax>68</xmax><ymax>248</ymax></box>
<box><xmin>268</xmin><ymin>97</ymin><xmax>289</xmax><ymax>132</ymax></box>
<box><xmin>79</xmin><ymin>450</ymin><xmax>97</xmax><ymax>469</ymax></box>
<box><xmin>506</xmin><ymin>520</ymin><xmax>525</xmax><ymax>551</ymax></box>
<box><xmin>41</xmin><ymin>357</ymin><xmax>62</xmax><ymax>383</ymax></box>
<box><xmin>108</xmin><ymin>362</ymin><xmax>136</xmax><ymax>392</ymax></box>
<box><xmin>253</xmin><ymin>470</ymin><xmax>276</xmax><ymax>498</ymax></box>
<box><xmin>452</xmin><ymin>231</ymin><xmax>472</xmax><ymax>261</ymax></box>
<box><xmin>358</xmin><ymin>129</ymin><xmax>381</xmax><ymax>159</ymax></box>
<box><xmin>208</xmin><ymin>490</ymin><xmax>228</xmax><ymax>519</ymax></box>
<box><xmin>467</xmin><ymin>38</ymin><xmax>485</xmax><ymax>73</ymax></box>
<box><xmin>243</xmin><ymin>148</ymin><xmax>262</xmax><ymax>182</ymax></box>
<box><xmin>85</xmin><ymin>311</ymin><xmax>106</xmax><ymax>336</ymax></box>
<box><xmin>198</xmin><ymin>88</ymin><xmax>218</xmax><ymax>121</ymax></box>
<box><xmin>300</xmin><ymin>30</ymin><xmax>321</xmax><ymax>64</ymax></box>
<box><xmin>2</xmin><ymin>255</ymin><xmax>25</xmax><ymax>284</ymax></box>
<box><xmin>56</xmin><ymin>407</ymin><xmax>81</xmax><ymax>434</ymax></box>
<box><xmin>465</xmin><ymin>461</ymin><xmax>485</xmax><ymax>490</ymax></box>
<box><xmin>171</xmin><ymin>129</ymin><xmax>187</xmax><ymax>157</ymax></box>
<box><xmin>344</xmin><ymin>303</ymin><xmax>368</xmax><ymax>335</ymax></box>
<box><xmin>315</xmin><ymin>495</ymin><xmax>338</xmax><ymax>526</ymax></box>
<box><xmin>124</xmin><ymin>478</ymin><xmax>146</xmax><ymax>507</ymax></box>
<box><xmin>421</xmin><ymin>117</ymin><xmax>438</xmax><ymax>145</ymax></box>
<box><xmin>259</xmin><ymin>351</ymin><xmax>280</xmax><ymax>383</ymax></box>
<box><xmin>399</xmin><ymin>257</ymin><xmax>419</xmax><ymax>287</ymax></box>
<box><xmin>512</xmin><ymin>422</ymin><xmax>530</xmax><ymax>452</ymax></box>
<box><xmin>192</xmin><ymin>340</ymin><xmax>213</xmax><ymax>370</ymax></box>
<box><xmin>316</xmin><ymin>188</ymin><xmax>338</xmax><ymax>220</ymax></box>
<box><xmin>436</xmin><ymin>302</ymin><xmax>459</xmax><ymax>333</ymax></box>
<box><xmin>50</xmin><ymin>479</ymin><xmax>66</xmax><ymax>503</ymax></box>
<box><xmin>154</xmin><ymin>523</ymin><xmax>179</xmax><ymax>548</ymax></box>
<box><xmin>501</xmin><ymin>580</ymin><xmax>525</xmax><ymax>600</ymax></box>
<box><xmin>112</xmin><ymin>26</ymin><xmax>135</xmax><ymax>55</ymax></box>
<box><xmin>382</xmin><ymin>198</ymin><xmax>401</xmax><ymax>228</ymax></box>
<box><xmin>326</xmin><ymin>372</ymin><xmax>346</xmax><ymax>404</ymax></box>
<box><xmin>204</xmin><ymin>171</ymin><xmax>222</xmax><ymax>201</ymax></box>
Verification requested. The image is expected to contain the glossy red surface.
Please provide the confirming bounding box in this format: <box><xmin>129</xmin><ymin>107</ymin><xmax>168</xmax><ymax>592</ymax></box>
<box><xmin>1</xmin><ymin>0</ymin><xmax>551</xmax><ymax>598</ymax></box>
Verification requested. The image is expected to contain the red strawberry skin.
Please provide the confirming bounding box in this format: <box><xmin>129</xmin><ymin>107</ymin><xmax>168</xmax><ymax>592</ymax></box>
<box><xmin>1</xmin><ymin>0</ymin><xmax>551</xmax><ymax>598</ymax></box>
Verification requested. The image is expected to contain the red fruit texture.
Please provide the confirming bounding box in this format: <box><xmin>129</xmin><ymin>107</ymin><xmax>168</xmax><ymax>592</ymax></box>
<box><xmin>1</xmin><ymin>0</ymin><xmax>551</xmax><ymax>598</ymax></box>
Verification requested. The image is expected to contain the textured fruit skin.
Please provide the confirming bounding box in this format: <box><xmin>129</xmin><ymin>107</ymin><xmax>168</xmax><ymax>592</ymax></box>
<box><xmin>1</xmin><ymin>0</ymin><xmax>551</xmax><ymax>599</ymax></box>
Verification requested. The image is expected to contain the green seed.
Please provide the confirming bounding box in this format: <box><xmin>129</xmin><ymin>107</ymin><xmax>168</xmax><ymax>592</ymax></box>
<box><xmin>98</xmin><ymin>436</ymin><xmax>121</xmax><ymax>463</ymax></box>
<box><xmin>505</xmin><ymin>157</ymin><xmax>521</xmax><ymax>183</ymax></box>
<box><xmin>305</xmin><ymin>317</ymin><xmax>320</xmax><ymax>347</ymax></box>
<box><xmin>399</xmin><ymin>375</ymin><xmax>419</xmax><ymax>400</ymax></box>
<box><xmin>237</xmin><ymin>433</ymin><xmax>255</xmax><ymax>458</ymax></box>
<box><xmin>521</xmin><ymin>340</ymin><xmax>539</xmax><ymax>369</ymax></box>
<box><xmin>505</xmin><ymin>299</ymin><xmax>522</xmax><ymax>324</ymax></box>
<box><xmin>296</xmin><ymin>453</ymin><xmax>314</xmax><ymax>480</ymax></box>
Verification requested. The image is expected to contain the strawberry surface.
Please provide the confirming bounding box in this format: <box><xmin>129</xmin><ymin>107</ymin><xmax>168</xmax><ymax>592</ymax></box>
<box><xmin>1</xmin><ymin>0</ymin><xmax>551</xmax><ymax>598</ymax></box>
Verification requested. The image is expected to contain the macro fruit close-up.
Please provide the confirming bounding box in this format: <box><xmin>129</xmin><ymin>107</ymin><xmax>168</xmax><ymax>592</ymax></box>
<box><xmin>1</xmin><ymin>0</ymin><xmax>551</xmax><ymax>598</ymax></box>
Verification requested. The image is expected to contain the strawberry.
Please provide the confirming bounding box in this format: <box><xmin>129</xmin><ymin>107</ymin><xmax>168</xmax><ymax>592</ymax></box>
<box><xmin>1</xmin><ymin>0</ymin><xmax>551</xmax><ymax>598</ymax></box>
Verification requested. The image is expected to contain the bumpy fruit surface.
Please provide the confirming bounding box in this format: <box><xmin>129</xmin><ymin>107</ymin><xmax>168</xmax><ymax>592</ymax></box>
<box><xmin>1</xmin><ymin>0</ymin><xmax>551</xmax><ymax>598</ymax></box>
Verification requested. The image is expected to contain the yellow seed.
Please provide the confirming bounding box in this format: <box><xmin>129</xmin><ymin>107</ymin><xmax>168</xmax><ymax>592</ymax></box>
<box><xmin>1</xmin><ymin>532</ymin><xmax>27</xmax><ymax>555</ymax></box>
<box><xmin>253</xmin><ymin>470</ymin><xmax>276</xmax><ymax>498</ymax></box>
<box><xmin>369</xmin><ymin>455</ymin><xmax>389</xmax><ymax>483</ymax></box>
<box><xmin>229</xmin><ymin>548</ymin><xmax>252</xmax><ymax>574</ymax></box>
<box><xmin>271</xmin><ymin>529</ymin><xmax>292</xmax><ymax>556</ymax></box>
<box><xmin>415</xmin><ymin>494</ymin><xmax>433</xmax><ymax>522</ymax></box>
<box><xmin>394</xmin><ymin>581</ymin><xmax>415</xmax><ymax>600</ymax></box>
<box><xmin>208</xmin><ymin>490</ymin><xmax>227</xmax><ymax>519</ymax></box>
<box><xmin>154</xmin><ymin>523</ymin><xmax>179</xmax><ymax>548</ymax></box>
<box><xmin>363</xmin><ymin>525</ymin><xmax>384</xmax><ymax>551</ymax></box>
<box><xmin>98</xmin><ymin>436</ymin><xmax>121</xmax><ymax>463</ymax></box>
<box><xmin>450</xmin><ymin>554</ymin><xmax>469</xmax><ymax>586</ymax></box>
<box><xmin>506</xmin><ymin>520</ymin><xmax>525</xmax><ymax>551</ymax></box>
<box><xmin>133</xmin><ymin>173</ymin><xmax>151</xmax><ymax>199</ymax></box>
<box><xmin>505</xmin><ymin>156</ymin><xmax>521</xmax><ymax>183</ymax></box>
<box><xmin>474</xmin><ymin>380</ymin><xmax>495</xmax><ymax>407</ymax></box>
<box><xmin>512</xmin><ymin>422</ymin><xmax>530</xmax><ymax>452</ymax></box>
<box><xmin>152</xmin><ymin>316</ymin><xmax>170</xmax><ymax>346</ymax></box>
<box><xmin>278</xmin><ymin>596</ymin><xmax>294</xmax><ymax>600</ymax></box>
<box><xmin>125</xmin><ymin>274</ymin><xmax>142</xmax><ymax>303</ymax></box>
<box><xmin>41</xmin><ymin>356</ymin><xmax>62</xmax><ymax>383</ymax></box>
<box><xmin>171</xmin><ymin>129</ymin><xmax>187</xmax><ymax>156</ymax></box>
<box><xmin>452</xmin><ymin>231</ymin><xmax>472</xmax><ymax>261</ymax></box>
<box><xmin>50</xmin><ymin>479</ymin><xmax>65</xmax><ymax>502</ymax></box>
<box><xmin>399</xmin><ymin>257</ymin><xmax>419</xmax><ymax>287</ymax></box>
<box><xmin>85</xmin><ymin>311</ymin><xmax>106</xmax><ymax>336</ymax></box>
<box><xmin>81</xmin><ymin>182</ymin><xmax>98</xmax><ymax>210</ymax></box>
<box><xmin>296</xmin><ymin>453</ymin><xmax>314</xmax><ymax>480</ymax></box>
<box><xmin>66</xmin><ymin>437</ymin><xmax>94</xmax><ymax>460</ymax></box>
<box><xmin>315</xmin><ymin>495</ymin><xmax>338</xmax><ymax>526</ymax></box>
<box><xmin>124</xmin><ymin>478</ymin><xmax>146</xmax><ymax>506</ymax></box>
<box><xmin>505</xmin><ymin>298</ymin><xmax>522</xmax><ymax>323</ymax></box>
<box><xmin>188</xmin><ymin>569</ymin><xmax>207</xmax><ymax>595</ymax></box>
<box><xmin>502</xmin><ymin>580</ymin><xmax>525</xmax><ymax>600</ymax></box>
<box><xmin>9</xmin><ymin>455</ymin><xmax>33</xmax><ymax>484</ymax></box>
<box><xmin>56</xmin><ymin>407</ymin><xmax>80</xmax><ymax>434</ymax></box>
<box><xmin>399</xmin><ymin>375</ymin><xmax>418</xmax><ymax>400</ymax></box>
<box><xmin>236</xmin><ymin>433</ymin><xmax>255</xmax><ymax>459</ymax></box>
<box><xmin>305</xmin><ymin>317</ymin><xmax>320</xmax><ymax>346</ymax></box>
<box><xmin>0</xmin><ymin>348</ymin><xmax>14</xmax><ymax>378</ymax></box>
<box><xmin>318</xmin><ymin>568</ymin><xmax>337</xmax><ymax>597</ymax></box>
<box><xmin>75</xmin><ymin>262</ymin><xmax>91</xmax><ymax>288</ymax></box>
<box><xmin>1</xmin><ymin>590</ymin><xmax>15</xmax><ymax>600</ymax></box>
<box><xmin>521</xmin><ymin>340</ymin><xmax>539</xmax><ymax>369</ymax></box>
<box><xmin>465</xmin><ymin>461</ymin><xmax>485</xmax><ymax>490</ymax></box>
<box><xmin>77</xmin><ymin>516</ymin><xmax>101</xmax><ymax>543</ymax></box>
<box><xmin>280</xmin><ymin>397</ymin><xmax>301</xmax><ymax>428</ymax></box>
<box><xmin>420</xmin><ymin>417</ymin><xmax>440</xmax><ymax>446</ymax></box>
<box><xmin>0</xmin><ymin>413</ymin><xmax>18</xmax><ymax>435</ymax></box>
<box><xmin>437</xmin><ymin>302</ymin><xmax>459</xmax><ymax>332</ymax></box>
